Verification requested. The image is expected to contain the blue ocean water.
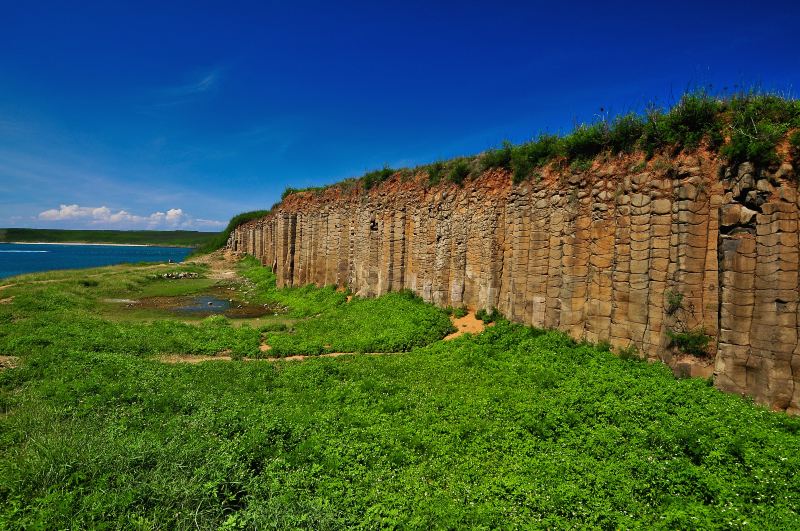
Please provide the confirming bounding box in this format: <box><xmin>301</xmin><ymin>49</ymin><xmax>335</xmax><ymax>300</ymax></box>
<box><xmin>0</xmin><ymin>243</ymin><xmax>193</xmax><ymax>279</ymax></box>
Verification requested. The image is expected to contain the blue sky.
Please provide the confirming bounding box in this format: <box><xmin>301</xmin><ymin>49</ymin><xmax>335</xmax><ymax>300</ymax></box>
<box><xmin>2</xmin><ymin>1</ymin><xmax>799</xmax><ymax>230</ymax></box>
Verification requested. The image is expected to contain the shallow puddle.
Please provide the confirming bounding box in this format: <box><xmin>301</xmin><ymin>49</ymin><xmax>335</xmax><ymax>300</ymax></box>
<box><xmin>130</xmin><ymin>294</ymin><xmax>278</xmax><ymax>318</ymax></box>
<box><xmin>176</xmin><ymin>295</ymin><xmax>231</xmax><ymax>314</ymax></box>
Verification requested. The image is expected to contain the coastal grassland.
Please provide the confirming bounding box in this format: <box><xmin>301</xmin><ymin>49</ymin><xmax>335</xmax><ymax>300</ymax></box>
<box><xmin>237</xmin><ymin>256</ymin><xmax>454</xmax><ymax>355</ymax></box>
<box><xmin>1</xmin><ymin>259</ymin><xmax>800</xmax><ymax>528</ymax></box>
<box><xmin>0</xmin><ymin>228</ymin><xmax>216</xmax><ymax>247</ymax></box>
<box><xmin>265</xmin><ymin>290</ymin><xmax>454</xmax><ymax>356</ymax></box>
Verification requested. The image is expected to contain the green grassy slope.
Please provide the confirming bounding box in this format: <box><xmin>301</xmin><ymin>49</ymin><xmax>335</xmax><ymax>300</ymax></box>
<box><xmin>0</xmin><ymin>228</ymin><xmax>217</xmax><ymax>247</ymax></box>
<box><xmin>0</xmin><ymin>259</ymin><xmax>799</xmax><ymax>527</ymax></box>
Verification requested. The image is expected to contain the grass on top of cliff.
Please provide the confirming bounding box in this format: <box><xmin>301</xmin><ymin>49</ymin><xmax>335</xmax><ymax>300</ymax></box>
<box><xmin>276</xmin><ymin>91</ymin><xmax>800</xmax><ymax>199</ymax></box>
<box><xmin>2</xmin><ymin>259</ymin><xmax>800</xmax><ymax>528</ymax></box>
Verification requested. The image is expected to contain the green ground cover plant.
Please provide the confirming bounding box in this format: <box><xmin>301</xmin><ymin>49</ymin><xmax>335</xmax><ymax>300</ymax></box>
<box><xmin>1</xmin><ymin>292</ymin><xmax>800</xmax><ymax>527</ymax></box>
<box><xmin>667</xmin><ymin>327</ymin><xmax>713</xmax><ymax>357</ymax></box>
<box><xmin>266</xmin><ymin>290</ymin><xmax>454</xmax><ymax>356</ymax></box>
<box><xmin>237</xmin><ymin>256</ymin><xmax>347</xmax><ymax>317</ymax></box>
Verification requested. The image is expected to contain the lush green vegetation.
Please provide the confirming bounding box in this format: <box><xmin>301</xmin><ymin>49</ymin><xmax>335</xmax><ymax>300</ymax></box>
<box><xmin>238</xmin><ymin>256</ymin><xmax>347</xmax><ymax>317</ymax></box>
<box><xmin>267</xmin><ymin>290</ymin><xmax>454</xmax><ymax>356</ymax></box>
<box><xmin>362</xmin><ymin>166</ymin><xmax>396</xmax><ymax>190</ymax></box>
<box><xmin>667</xmin><ymin>327</ymin><xmax>713</xmax><ymax>357</ymax></box>
<box><xmin>479</xmin><ymin>92</ymin><xmax>799</xmax><ymax>184</ymax></box>
<box><xmin>2</xmin><ymin>258</ymin><xmax>800</xmax><ymax>527</ymax></box>
<box><xmin>235</xmin><ymin>256</ymin><xmax>453</xmax><ymax>355</ymax></box>
<box><xmin>0</xmin><ymin>228</ymin><xmax>216</xmax><ymax>247</ymax></box>
<box><xmin>191</xmin><ymin>210</ymin><xmax>272</xmax><ymax>255</ymax></box>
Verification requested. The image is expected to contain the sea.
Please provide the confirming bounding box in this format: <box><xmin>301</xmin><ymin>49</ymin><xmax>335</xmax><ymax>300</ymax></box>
<box><xmin>0</xmin><ymin>243</ymin><xmax>193</xmax><ymax>280</ymax></box>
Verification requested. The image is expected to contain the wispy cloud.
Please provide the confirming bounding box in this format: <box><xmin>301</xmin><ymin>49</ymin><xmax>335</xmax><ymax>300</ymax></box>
<box><xmin>164</xmin><ymin>70</ymin><xmax>220</xmax><ymax>96</ymax></box>
<box><xmin>37</xmin><ymin>204</ymin><xmax>224</xmax><ymax>230</ymax></box>
<box><xmin>150</xmin><ymin>68</ymin><xmax>223</xmax><ymax>108</ymax></box>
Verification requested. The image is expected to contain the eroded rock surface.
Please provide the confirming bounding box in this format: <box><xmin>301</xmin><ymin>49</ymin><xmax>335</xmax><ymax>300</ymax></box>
<box><xmin>228</xmin><ymin>154</ymin><xmax>800</xmax><ymax>413</ymax></box>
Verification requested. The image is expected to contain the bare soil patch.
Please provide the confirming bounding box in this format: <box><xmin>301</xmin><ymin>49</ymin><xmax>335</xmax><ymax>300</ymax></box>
<box><xmin>444</xmin><ymin>312</ymin><xmax>488</xmax><ymax>340</ymax></box>
<box><xmin>158</xmin><ymin>351</ymin><xmax>388</xmax><ymax>364</ymax></box>
<box><xmin>160</xmin><ymin>354</ymin><xmax>232</xmax><ymax>364</ymax></box>
<box><xmin>0</xmin><ymin>356</ymin><xmax>20</xmax><ymax>370</ymax></box>
<box><xmin>189</xmin><ymin>251</ymin><xmax>239</xmax><ymax>281</ymax></box>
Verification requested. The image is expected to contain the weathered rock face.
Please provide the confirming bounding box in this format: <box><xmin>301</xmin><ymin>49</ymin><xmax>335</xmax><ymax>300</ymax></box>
<box><xmin>228</xmin><ymin>153</ymin><xmax>800</xmax><ymax>414</ymax></box>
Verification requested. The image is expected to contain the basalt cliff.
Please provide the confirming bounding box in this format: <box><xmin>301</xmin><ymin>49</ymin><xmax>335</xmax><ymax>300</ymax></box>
<box><xmin>228</xmin><ymin>153</ymin><xmax>800</xmax><ymax>413</ymax></box>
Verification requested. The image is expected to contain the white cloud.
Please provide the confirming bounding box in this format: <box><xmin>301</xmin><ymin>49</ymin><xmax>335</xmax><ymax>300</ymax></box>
<box><xmin>165</xmin><ymin>208</ymin><xmax>184</xmax><ymax>223</ymax></box>
<box><xmin>37</xmin><ymin>204</ymin><xmax>224</xmax><ymax>230</ymax></box>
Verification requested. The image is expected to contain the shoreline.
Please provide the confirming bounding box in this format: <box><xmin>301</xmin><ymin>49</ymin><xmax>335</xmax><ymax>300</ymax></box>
<box><xmin>1</xmin><ymin>241</ymin><xmax>195</xmax><ymax>248</ymax></box>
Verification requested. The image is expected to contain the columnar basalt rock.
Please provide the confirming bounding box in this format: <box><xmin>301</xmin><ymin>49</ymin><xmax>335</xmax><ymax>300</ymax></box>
<box><xmin>228</xmin><ymin>154</ymin><xmax>800</xmax><ymax>413</ymax></box>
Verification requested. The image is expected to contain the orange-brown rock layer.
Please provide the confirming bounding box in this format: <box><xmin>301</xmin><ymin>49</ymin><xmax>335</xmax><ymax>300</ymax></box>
<box><xmin>228</xmin><ymin>153</ymin><xmax>800</xmax><ymax>414</ymax></box>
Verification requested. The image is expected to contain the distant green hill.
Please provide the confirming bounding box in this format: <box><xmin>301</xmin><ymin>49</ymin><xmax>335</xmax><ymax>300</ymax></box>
<box><xmin>0</xmin><ymin>228</ymin><xmax>218</xmax><ymax>247</ymax></box>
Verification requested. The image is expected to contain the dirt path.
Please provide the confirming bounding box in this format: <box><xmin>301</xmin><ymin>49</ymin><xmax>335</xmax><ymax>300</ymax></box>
<box><xmin>159</xmin><ymin>351</ymin><xmax>387</xmax><ymax>364</ymax></box>
<box><xmin>188</xmin><ymin>251</ymin><xmax>239</xmax><ymax>281</ymax></box>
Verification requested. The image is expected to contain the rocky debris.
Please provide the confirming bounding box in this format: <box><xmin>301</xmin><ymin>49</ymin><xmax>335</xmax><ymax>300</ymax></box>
<box><xmin>228</xmin><ymin>153</ymin><xmax>800</xmax><ymax>414</ymax></box>
<box><xmin>159</xmin><ymin>272</ymin><xmax>200</xmax><ymax>280</ymax></box>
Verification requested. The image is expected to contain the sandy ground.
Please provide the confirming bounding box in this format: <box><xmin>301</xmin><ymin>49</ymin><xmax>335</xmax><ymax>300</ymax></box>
<box><xmin>444</xmin><ymin>312</ymin><xmax>488</xmax><ymax>340</ymax></box>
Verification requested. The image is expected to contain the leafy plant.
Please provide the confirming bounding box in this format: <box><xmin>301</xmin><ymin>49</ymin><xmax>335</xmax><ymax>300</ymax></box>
<box><xmin>475</xmin><ymin>307</ymin><xmax>500</xmax><ymax>323</ymax></box>
<box><xmin>561</xmin><ymin>122</ymin><xmax>608</xmax><ymax>161</ymax></box>
<box><xmin>608</xmin><ymin>113</ymin><xmax>645</xmax><ymax>154</ymax></box>
<box><xmin>617</xmin><ymin>342</ymin><xmax>642</xmax><ymax>361</ymax></box>
<box><xmin>427</xmin><ymin>161</ymin><xmax>445</xmax><ymax>186</ymax></box>
<box><xmin>665</xmin><ymin>289</ymin><xmax>684</xmax><ymax>315</ymax></box>
<box><xmin>667</xmin><ymin>327</ymin><xmax>712</xmax><ymax>356</ymax></box>
<box><xmin>481</xmin><ymin>141</ymin><xmax>513</xmax><ymax>171</ymax></box>
<box><xmin>362</xmin><ymin>166</ymin><xmax>396</xmax><ymax>190</ymax></box>
<box><xmin>448</xmin><ymin>160</ymin><xmax>471</xmax><ymax>185</ymax></box>
<box><xmin>510</xmin><ymin>134</ymin><xmax>561</xmax><ymax>183</ymax></box>
<box><xmin>641</xmin><ymin>93</ymin><xmax>724</xmax><ymax>157</ymax></box>
<box><xmin>720</xmin><ymin>94</ymin><xmax>799</xmax><ymax>167</ymax></box>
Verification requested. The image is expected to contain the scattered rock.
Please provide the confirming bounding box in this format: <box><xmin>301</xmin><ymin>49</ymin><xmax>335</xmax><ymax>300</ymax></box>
<box><xmin>160</xmin><ymin>272</ymin><xmax>200</xmax><ymax>280</ymax></box>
